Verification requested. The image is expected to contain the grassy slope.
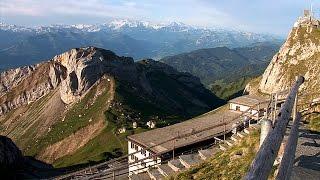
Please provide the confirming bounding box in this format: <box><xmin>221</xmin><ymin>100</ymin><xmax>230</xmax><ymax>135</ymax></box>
<box><xmin>210</xmin><ymin>77</ymin><xmax>253</xmax><ymax>100</ymax></box>
<box><xmin>52</xmin><ymin>77</ymin><xmax>192</xmax><ymax>167</ymax></box>
<box><xmin>53</xmin><ymin>69</ymin><xmax>223</xmax><ymax>168</ymax></box>
<box><xmin>171</xmin><ymin>130</ymin><xmax>261</xmax><ymax>180</ymax></box>
<box><xmin>22</xmin><ymin>78</ymin><xmax>113</xmax><ymax>158</ymax></box>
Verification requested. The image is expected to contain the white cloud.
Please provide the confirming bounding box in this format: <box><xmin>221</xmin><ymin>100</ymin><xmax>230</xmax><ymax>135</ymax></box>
<box><xmin>0</xmin><ymin>0</ymin><xmax>146</xmax><ymax>18</ymax></box>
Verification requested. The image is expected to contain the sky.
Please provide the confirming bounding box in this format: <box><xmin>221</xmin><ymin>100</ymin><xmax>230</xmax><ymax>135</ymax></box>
<box><xmin>0</xmin><ymin>0</ymin><xmax>319</xmax><ymax>36</ymax></box>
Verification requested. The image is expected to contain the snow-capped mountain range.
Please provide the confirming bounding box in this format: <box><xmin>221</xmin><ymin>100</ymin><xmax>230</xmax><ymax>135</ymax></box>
<box><xmin>0</xmin><ymin>19</ymin><xmax>272</xmax><ymax>35</ymax></box>
<box><xmin>0</xmin><ymin>19</ymin><xmax>283</xmax><ymax>71</ymax></box>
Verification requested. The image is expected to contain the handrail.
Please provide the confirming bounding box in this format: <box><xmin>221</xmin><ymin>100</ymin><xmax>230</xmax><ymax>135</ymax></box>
<box><xmin>244</xmin><ymin>76</ymin><xmax>304</xmax><ymax>180</ymax></box>
<box><xmin>275</xmin><ymin>112</ymin><xmax>301</xmax><ymax>180</ymax></box>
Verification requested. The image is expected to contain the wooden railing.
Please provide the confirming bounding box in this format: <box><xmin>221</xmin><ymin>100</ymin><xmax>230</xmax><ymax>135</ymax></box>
<box><xmin>244</xmin><ymin>76</ymin><xmax>304</xmax><ymax>180</ymax></box>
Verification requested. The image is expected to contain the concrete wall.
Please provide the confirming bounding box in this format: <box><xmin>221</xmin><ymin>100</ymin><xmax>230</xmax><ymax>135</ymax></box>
<box><xmin>229</xmin><ymin>103</ymin><xmax>260</xmax><ymax>117</ymax></box>
<box><xmin>128</xmin><ymin>141</ymin><xmax>161</xmax><ymax>175</ymax></box>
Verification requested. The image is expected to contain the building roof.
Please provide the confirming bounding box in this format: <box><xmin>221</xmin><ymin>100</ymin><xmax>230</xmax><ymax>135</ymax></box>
<box><xmin>127</xmin><ymin>106</ymin><xmax>242</xmax><ymax>155</ymax></box>
<box><xmin>228</xmin><ymin>95</ymin><xmax>268</xmax><ymax>108</ymax></box>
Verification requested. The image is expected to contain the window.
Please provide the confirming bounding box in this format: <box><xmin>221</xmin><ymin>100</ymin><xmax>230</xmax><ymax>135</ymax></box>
<box><xmin>135</xmin><ymin>144</ymin><xmax>139</xmax><ymax>151</ymax></box>
<box><xmin>141</xmin><ymin>161</ymin><xmax>146</xmax><ymax>167</ymax></box>
<box><xmin>153</xmin><ymin>156</ymin><xmax>157</xmax><ymax>161</ymax></box>
<box><xmin>131</xmin><ymin>155</ymin><xmax>134</xmax><ymax>160</ymax></box>
<box><xmin>236</xmin><ymin>106</ymin><xmax>240</xmax><ymax>111</ymax></box>
<box><xmin>141</xmin><ymin>149</ymin><xmax>146</xmax><ymax>156</ymax></box>
<box><xmin>130</xmin><ymin>142</ymin><xmax>134</xmax><ymax>149</ymax></box>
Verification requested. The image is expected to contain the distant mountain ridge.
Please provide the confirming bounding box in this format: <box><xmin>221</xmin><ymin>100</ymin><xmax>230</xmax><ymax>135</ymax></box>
<box><xmin>161</xmin><ymin>42</ymin><xmax>280</xmax><ymax>99</ymax></box>
<box><xmin>0</xmin><ymin>20</ymin><xmax>282</xmax><ymax>71</ymax></box>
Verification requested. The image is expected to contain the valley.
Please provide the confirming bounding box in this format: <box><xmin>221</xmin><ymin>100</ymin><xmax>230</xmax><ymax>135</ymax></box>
<box><xmin>161</xmin><ymin>42</ymin><xmax>280</xmax><ymax>99</ymax></box>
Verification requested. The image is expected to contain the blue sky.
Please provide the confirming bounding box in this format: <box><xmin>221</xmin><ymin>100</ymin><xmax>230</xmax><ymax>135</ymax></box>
<box><xmin>0</xmin><ymin>0</ymin><xmax>319</xmax><ymax>36</ymax></box>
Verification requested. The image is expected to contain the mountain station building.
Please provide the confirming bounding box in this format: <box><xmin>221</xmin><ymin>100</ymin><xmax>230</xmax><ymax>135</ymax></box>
<box><xmin>127</xmin><ymin>95</ymin><xmax>268</xmax><ymax>175</ymax></box>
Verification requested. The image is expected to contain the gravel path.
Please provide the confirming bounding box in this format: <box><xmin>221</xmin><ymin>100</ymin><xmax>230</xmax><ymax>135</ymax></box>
<box><xmin>290</xmin><ymin>122</ymin><xmax>320</xmax><ymax>179</ymax></box>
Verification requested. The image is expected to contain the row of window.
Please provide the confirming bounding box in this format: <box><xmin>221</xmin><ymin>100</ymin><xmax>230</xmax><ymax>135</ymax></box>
<box><xmin>130</xmin><ymin>142</ymin><xmax>147</xmax><ymax>156</ymax></box>
<box><xmin>130</xmin><ymin>155</ymin><xmax>139</xmax><ymax>162</ymax></box>
<box><xmin>130</xmin><ymin>154</ymin><xmax>158</xmax><ymax>167</ymax></box>
<box><xmin>130</xmin><ymin>142</ymin><xmax>139</xmax><ymax>151</ymax></box>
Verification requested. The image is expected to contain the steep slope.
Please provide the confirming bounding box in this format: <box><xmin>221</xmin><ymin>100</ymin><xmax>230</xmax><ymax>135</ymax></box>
<box><xmin>259</xmin><ymin>26</ymin><xmax>320</xmax><ymax>96</ymax></box>
<box><xmin>245</xmin><ymin>17</ymin><xmax>320</xmax><ymax>131</ymax></box>
<box><xmin>161</xmin><ymin>43</ymin><xmax>280</xmax><ymax>99</ymax></box>
<box><xmin>0</xmin><ymin>47</ymin><xmax>223</xmax><ymax>167</ymax></box>
<box><xmin>246</xmin><ymin>24</ymin><xmax>320</xmax><ymax>98</ymax></box>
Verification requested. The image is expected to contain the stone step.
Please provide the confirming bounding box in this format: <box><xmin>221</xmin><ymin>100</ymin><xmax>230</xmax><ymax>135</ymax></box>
<box><xmin>231</xmin><ymin>134</ymin><xmax>240</xmax><ymax>142</ymax></box>
<box><xmin>147</xmin><ymin>168</ymin><xmax>165</xmax><ymax>180</ymax></box>
<box><xmin>198</xmin><ymin>147</ymin><xmax>220</xmax><ymax>160</ymax></box>
<box><xmin>168</xmin><ymin>159</ymin><xmax>185</xmax><ymax>172</ymax></box>
<box><xmin>237</xmin><ymin>132</ymin><xmax>247</xmax><ymax>138</ymax></box>
<box><xmin>250</xmin><ymin>124</ymin><xmax>260</xmax><ymax>129</ymax></box>
<box><xmin>179</xmin><ymin>154</ymin><xmax>202</xmax><ymax>169</ymax></box>
<box><xmin>157</xmin><ymin>164</ymin><xmax>175</xmax><ymax>177</ymax></box>
<box><xmin>219</xmin><ymin>144</ymin><xmax>228</xmax><ymax>151</ymax></box>
<box><xmin>225</xmin><ymin>140</ymin><xmax>236</xmax><ymax>147</ymax></box>
<box><xmin>244</xmin><ymin>128</ymin><xmax>251</xmax><ymax>134</ymax></box>
<box><xmin>129</xmin><ymin>172</ymin><xmax>151</xmax><ymax>180</ymax></box>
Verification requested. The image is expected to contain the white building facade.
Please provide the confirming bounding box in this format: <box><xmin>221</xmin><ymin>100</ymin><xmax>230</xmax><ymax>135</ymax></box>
<box><xmin>229</xmin><ymin>102</ymin><xmax>259</xmax><ymax>117</ymax></box>
<box><xmin>228</xmin><ymin>95</ymin><xmax>267</xmax><ymax>119</ymax></box>
<box><xmin>128</xmin><ymin>140</ymin><xmax>161</xmax><ymax>175</ymax></box>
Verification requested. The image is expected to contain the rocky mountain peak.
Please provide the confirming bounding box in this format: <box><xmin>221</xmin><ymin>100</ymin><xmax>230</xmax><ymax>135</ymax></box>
<box><xmin>0</xmin><ymin>47</ymin><xmax>137</xmax><ymax>114</ymax></box>
<box><xmin>246</xmin><ymin>17</ymin><xmax>320</xmax><ymax>103</ymax></box>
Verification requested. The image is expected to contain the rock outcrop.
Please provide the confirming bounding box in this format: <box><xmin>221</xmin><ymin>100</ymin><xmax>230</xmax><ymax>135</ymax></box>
<box><xmin>0</xmin><ymin>47</ymin><xmax>137</xmax><ymax>114</ymax></box>
<box><xmin>0</xmin><ymin>135</ymin><xmax>24</xmax><ymax>171</ymax></box>
<box><xmin>246</xmin><ymin>17</ymin><xmax>320</xmax><ymax>104</ymax></box>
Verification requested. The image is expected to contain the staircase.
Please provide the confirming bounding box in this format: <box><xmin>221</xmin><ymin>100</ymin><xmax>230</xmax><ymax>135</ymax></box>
<box><xmin>129</xmin><ymin>124</ymin><xmax>259</xmax><ymax>180</ymax></box>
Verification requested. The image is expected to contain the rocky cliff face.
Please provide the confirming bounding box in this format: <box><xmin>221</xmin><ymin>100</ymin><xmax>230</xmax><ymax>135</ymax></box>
<box><xmin>247</xmin><ymin>23</ymin><xmax>320</xmax><ymax>103</ymax></box>
<box><xmin>0</xmin><ymin>47</ymin><xmax>137</xmax><ymax>114</ymax></box>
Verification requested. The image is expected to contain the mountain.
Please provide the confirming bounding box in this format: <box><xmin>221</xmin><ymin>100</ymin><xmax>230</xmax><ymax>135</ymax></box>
<box><xmin>0</xmin><ymin>47</ymin><xmax>223</xmax><ymax>167</ymax></box>
<box><xmin>0</xmin><ymin>20</ymin><xmax>282</xmax><ymax>71</ymax></box>
<box><xmin>245</xmin><ymin>16</ymin><xmax>320</xmax><ymax>131</ymax></box>
<box><xmin>0</xmin><ymin>135</ymin><xmax>24</xmax><ymax>173</ymax></box>
<box><xmin>161</xmin><ymin>42</ymin><xmax>280</xmax><ymax>99</ymax></box>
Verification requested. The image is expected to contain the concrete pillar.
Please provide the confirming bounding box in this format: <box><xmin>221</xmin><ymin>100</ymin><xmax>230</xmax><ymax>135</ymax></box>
<box><xmin>260</xmin><ymin>118</ymin><xmax>272</xmax><ymax>147</ymax></box>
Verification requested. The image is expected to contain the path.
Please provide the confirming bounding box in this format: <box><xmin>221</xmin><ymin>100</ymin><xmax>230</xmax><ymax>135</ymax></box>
<box><xmin>291</xmin><ymin>123</ymin><xmax>320</xmax><ymax>179</ymax></box>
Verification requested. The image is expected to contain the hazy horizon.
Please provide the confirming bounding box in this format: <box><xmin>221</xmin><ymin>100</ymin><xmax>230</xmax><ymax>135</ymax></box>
<box><xmin>1</xmin><ymin>0</ymin><xmax>320</xmax><ymax>36</ymax></box>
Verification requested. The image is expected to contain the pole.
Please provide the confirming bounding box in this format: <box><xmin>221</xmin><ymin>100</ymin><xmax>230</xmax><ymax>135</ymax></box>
<box><xmin>293</xmin><ymin>93</ymin><xmax>298</xmax><ymax>120</ymax></box>
<box><xmin>113</xmin><ymin>171</ymin><xmax>115</xmax><ymax>180</ymax></box>
<box><xmin>223</xmin><ymin>116</ymin><xmax>226</xmax><ymax>141</ymax></box>
<box><xmin>257</xmin><ymin>103</ymin><xmax>260</xmax><ymax>121</ymax></box>
<box><xmin>173</xmin><ymin>139</ymin><xmax>175</xmax><ymax>160</ymax></box>
<box><xmin>274</xmin><ymin>93</ymin><xmax>278</xmax><ymax>122</ymax></box>
<box><xmin>293</xmin><ymin>76</ymin><xmax>299</xmax><ymax>120</ymax></box>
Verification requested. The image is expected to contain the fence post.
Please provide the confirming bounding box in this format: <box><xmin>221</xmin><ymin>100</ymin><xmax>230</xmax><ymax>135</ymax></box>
<box><xmin>275</xmin><ymin>113</ymin><xmax>301</xmax><ymax>180</ymax></box>
<box><xmin>260</xmin><ymin>119</ymin><xmax>272</xmax><ymax>147</ymax></box>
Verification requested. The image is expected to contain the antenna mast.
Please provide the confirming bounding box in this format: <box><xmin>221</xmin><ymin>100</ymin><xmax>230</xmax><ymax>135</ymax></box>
<box><xmin>311</xmin><ymin>1</ymin><xmax>313</xmax><ymax>18</ymax></box>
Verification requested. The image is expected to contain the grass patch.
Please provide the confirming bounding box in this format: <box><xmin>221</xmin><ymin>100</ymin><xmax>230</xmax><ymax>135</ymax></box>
<box><xmin>210</xmin><ymin>77</ymin><xmax>252</xmax><ymax>100</ymax></box>
<box><xmin>309</xmin><ymin>115</ymin><xmax>320</xmax><ymax>132</ymax></box>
